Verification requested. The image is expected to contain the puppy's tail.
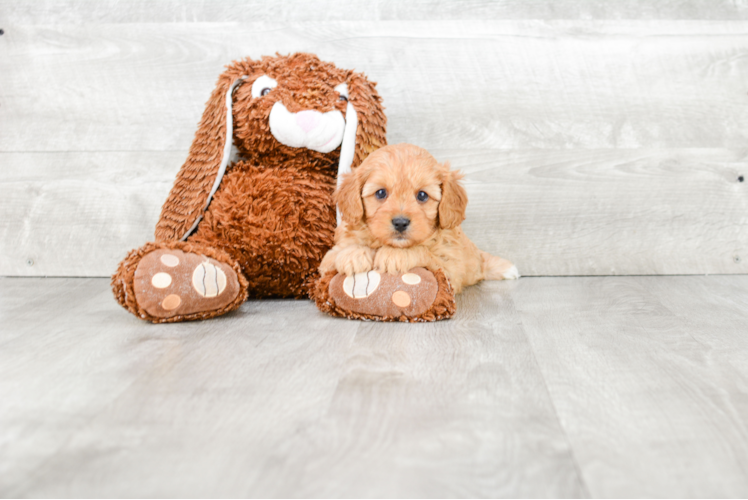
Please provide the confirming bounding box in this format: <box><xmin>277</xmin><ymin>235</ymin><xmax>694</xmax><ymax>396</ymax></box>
<box><xmin>481</xmin><ymin>251</ymin><xmax>520</xmax><ymax>280</ymax></box>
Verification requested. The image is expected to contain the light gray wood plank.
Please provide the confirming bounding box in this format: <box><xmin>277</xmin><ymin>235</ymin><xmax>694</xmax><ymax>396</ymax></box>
<box><xmin>0</xmin><ymin>152</ymin><xmax>176</xmax><ymax>277</ymax></box>
<box><xmin>2</xmin><ymin>149</ymin><xmax>746</xmax><ymax>277</ymax></box>
<box><xmin>4</xmin><ymin>0</ymin><xmax>748</xmax><ymax>23</ymax></box>
<box><xmin>454</xmin><ymin>148</ymin><xmax>748</xmax><ymax>276</ymax></box>
<box><xmin>513</xmin><ymin>275</ymin><xmax>748</xmax><ymax>497</ymax></box>
<box><xmin>4</xmin><ymin>275</ymin><xmax>748</xmax><ymax>497</ymax></box>
<box><xmin>0</xmin><ymin>277</ymin><xmax>363</xmax><ymax>497</ymax></box>
<box><xmin>0</xmin><ymin>277</ymin><xmax>583</xmax><ymax>497</ymax></box>
<box><xmin>3</xmin><ymin>21</ymin><xmax>748</xmax><ymax>152</ymax></box>
<box><xmin>647</xmin><ymin>275</ymin><xmax>748</xmax><ymax>351</ymax></box>
<box><xmin>239</xmin><ymin>284</ymin><xmax>584</xmax><ymax>498</ymax></box>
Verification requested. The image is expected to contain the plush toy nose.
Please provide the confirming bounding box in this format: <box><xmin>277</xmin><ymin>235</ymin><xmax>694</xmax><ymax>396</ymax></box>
<box><xmin>295</xmin><ymin>110</ymin><xmax>321</xmax><ymax>132</ymax></box>
<box><xmin>392</xmin><ymin>217</ymin><xmax>410</xmax><ymax>233</ymax></box>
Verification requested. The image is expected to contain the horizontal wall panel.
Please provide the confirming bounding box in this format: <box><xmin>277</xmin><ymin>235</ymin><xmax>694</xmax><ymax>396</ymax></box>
<box><xmin>452</xmin><ymin>148</ymin><xmax>748</xmax><ymax>276</ymax></box>
<box><xmin>1</xmin><ymin>149</ymin><xmax>745</xmax><ymax>277</ymax></box>
<box><xmin>3</xmin><ymin>0</ymin><xmax>748</xmax><ymax>23</ymax></box>
<box><xmin>2</xmin><ymin>21</ymin><xmax>748</xmax><ymax>153</ymax></box>
<box><xmin>0</xmin><ymin>152</ymin><xmax>176</xmax><ymax>277</ymax></box>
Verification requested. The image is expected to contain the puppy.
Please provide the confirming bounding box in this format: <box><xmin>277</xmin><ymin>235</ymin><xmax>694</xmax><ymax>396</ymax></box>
<box><xmin>319</xmin><ymin>143</ymin><xmax>518</xmax><ymax>293</ymax></box>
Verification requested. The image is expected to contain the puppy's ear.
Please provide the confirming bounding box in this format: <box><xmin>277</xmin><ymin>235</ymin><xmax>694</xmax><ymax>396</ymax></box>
<box><xmin>331</xmin><ymin>70</ymin><xmax>386</xmax><ymax>227</ymax></box>
<box><xmin>335</xmin><ymin>171</ymin><xmax>365</xmax><ymax>226</ymax></box>
<box><xmin>438</xmin><ymin>163</ymin><xmax>468</xmax><ymax>230</ymax></box>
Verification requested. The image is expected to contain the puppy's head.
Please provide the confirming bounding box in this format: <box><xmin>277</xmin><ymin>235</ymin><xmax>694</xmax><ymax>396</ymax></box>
<box><xmin>336</xmin><ymin>143</ymin><xmax>468</xmax><ymax>247</ymax></box>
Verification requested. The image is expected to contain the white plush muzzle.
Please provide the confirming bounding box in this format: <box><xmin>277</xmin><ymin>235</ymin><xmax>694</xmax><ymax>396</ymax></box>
<box><xmin>266</xmin><ymin>81</ymin><xmax>359</xmax><ymax>225</ymax></box>
<box><xmin>269</xmin><ymin>103</ymin><xmax>345</xmax><ymax>153</ymax></box>
<box><xmin>180</xmin><ymin>78</ymin><xmax>357</xmax><ymax>240</ymax></box>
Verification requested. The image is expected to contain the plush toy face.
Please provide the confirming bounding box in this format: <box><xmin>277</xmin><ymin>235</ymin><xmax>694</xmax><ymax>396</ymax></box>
<box><xmin>231</xmin><ymin>54</ymin><xmax>355</xmax><ymax>166</ymax></box>
<box><xmin>155</xmin><ymin>52</ymin><xmax>387</xmax><ymax>243</ymax></box>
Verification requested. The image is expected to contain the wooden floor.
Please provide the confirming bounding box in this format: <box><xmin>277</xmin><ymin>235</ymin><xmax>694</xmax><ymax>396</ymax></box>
<box><xmin>1</xmin><ymin>276</ymin><xmax>747</xmax><ymax>498</ymax></box>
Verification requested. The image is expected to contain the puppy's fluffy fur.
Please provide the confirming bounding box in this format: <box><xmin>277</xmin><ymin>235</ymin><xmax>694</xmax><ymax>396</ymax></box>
<box><xmin>320</xmin><ymin>143</ymin><xmax>518</xmax><ymax>293</ymax></box>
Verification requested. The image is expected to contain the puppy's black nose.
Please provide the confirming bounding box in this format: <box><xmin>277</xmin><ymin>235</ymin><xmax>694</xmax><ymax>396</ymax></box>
<box><xmin>392</xmin><ymin>217</ymin><xmax>410</xmax><ymax>233</ymax></box>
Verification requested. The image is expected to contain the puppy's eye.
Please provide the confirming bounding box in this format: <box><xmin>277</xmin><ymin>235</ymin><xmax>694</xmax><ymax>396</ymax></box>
<box><xmin>260</xmin><ymin>88</ymin><xmax>272</xmax><ymax>96</ymax></box>
<box><xmin>339</xmin><ymin>95</ymin><xmax>348</xmax><ymax>102</ymax></box>
<box><xmin>375</xmin><ymin>189</ymin><xmax>387</xmax><ymax>200</ymax></box>
<box><xmin>417</xmin><ymin>191</ymin><xmax>429</xmax><ymax>202</ymax></box>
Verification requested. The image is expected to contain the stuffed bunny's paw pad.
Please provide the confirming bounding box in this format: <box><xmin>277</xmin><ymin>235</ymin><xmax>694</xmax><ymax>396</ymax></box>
<box><xmin>329</xmin><ymin>268</ymin><xmax>441</xmax><ymax>319</ymax></box>
<box><xmin>133</xmin><ymin>249</ymin><xmax>241</xmax><ymax>319</ymax></box>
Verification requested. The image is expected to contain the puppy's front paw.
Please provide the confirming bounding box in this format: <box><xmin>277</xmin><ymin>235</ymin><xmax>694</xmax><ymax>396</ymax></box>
<box><xmin>374</xmin><ymin>247</ymin><xmax>411</xmax><ymax>275</ymax></box>
<box><xmin>319</xmin><ymin>250</ymin><xmax>337</xmax><ymax>276</ymax></box>
<box><xmin>335</xmin><ymin>245</ymin><xmax>376</xmax><ymax>276</ymax></box>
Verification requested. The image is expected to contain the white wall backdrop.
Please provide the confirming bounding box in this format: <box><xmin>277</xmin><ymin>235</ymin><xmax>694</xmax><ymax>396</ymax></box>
<box><xmin>1</xmin><ymin>0</ymin><xmax>747</xmax><ymax>276</ymax></box>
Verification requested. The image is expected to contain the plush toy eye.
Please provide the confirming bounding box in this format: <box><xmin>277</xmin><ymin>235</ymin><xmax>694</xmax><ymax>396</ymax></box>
<box><xmin>375</xmin><ymin>189</ymin><xmax>387</xmax><ymax>200</ymax></box>
<box><xmin>334</xmin><ymin>82</ymin><xmax>349</xmax><ymax>103</ymax></box>
<box><xmin>417</xmin><ymin>191</ymin><xmax>429</xmax><ymax>202</ymax></box>
<box><xmin>251</xmin><ymin>75</ymin><xmax>278</xmax><ymax>98</ymax></box>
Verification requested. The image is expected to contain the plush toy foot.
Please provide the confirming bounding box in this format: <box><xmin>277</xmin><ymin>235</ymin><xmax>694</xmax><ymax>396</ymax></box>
<box><xmin>112</xmin><ymin>241</ymin><xmax>248</xmax><ymax>323</ymax></box>
<box><xmin>312</xmin><ymin>267</ymin><xmax>456</xmax><ymax>322</ymax></box>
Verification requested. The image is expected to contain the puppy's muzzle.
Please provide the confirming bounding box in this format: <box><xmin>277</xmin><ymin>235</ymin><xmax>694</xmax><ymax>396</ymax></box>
<box><xmin>391</xmin><ymin>217</ymin><xmax>411</xmax><ymax>233</ymax></box>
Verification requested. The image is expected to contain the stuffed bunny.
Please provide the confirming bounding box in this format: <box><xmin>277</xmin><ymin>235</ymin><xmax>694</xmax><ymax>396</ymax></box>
<box><xmin>112</xmin><ymin>53</ymin><xmax>387</xmax><ymax>322</ymax></box>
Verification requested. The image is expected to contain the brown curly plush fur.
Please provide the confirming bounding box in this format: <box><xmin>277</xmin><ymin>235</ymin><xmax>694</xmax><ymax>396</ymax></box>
<box><xmin>312</xmin><ymin>268</ymin><xmax>456</xmax><ymax>322</ymax></box>
<box><xmin>112</xmin><ymin>53</ymin><xmax>387</xmax><ymax>322</ymax></box>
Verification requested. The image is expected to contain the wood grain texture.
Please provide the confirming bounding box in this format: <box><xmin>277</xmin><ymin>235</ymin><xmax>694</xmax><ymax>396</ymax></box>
<box><xmin>3</xmin><ymin>21</ymin><xmax>748</xmax><ymax>152</ymax></box>
<box><xmin>0</xmin><ymin>277</ymin><xmax>584</xmax><ymax>497</ymax></box>
<box><xmin>2</xmin><ymin>275</ymin><xmax>748</xmax><ymax>496</ymax></box>
<box><xmin>0</xmin><ymin>152</ymin><xmax>176</xmax><ymax>276</ymax></box>
<box><xmin>2</xmin><ymin>16</ymin><xmax>747</xmax><ymax>277</ymax></box>
<box><xmin>454</xmin><ymin>148</ymin><xmax>748</xmax><ymax>276</ymax></box>
<box><xmin>514</xmin><ymin>275</ymin><xmax>748</xmax><ymax>497</ymax></box>
<box><xmin>2</xmin><ymin>149</ymin><xmax>745</xmax><ymax>277</ymax></box>
<box><xmin>4</xmin><ymin>0</ymin><xmax>748</xmax><ymax>23</ymax></box>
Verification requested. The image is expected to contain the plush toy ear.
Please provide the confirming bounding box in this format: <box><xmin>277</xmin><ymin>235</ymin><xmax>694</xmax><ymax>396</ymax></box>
<box><xmin>335</xmin><ymin>71</ymin><xmax>387</xmax><ymax>226</ymax></box>
<box><xmin>335</xmin><ymin>170</ymin><xmax>365</xmax><ymax>227</ymax></box>
<box><xmin>155</xmin><ymin>60</ymin><xmax>256</xmax><ymax>242</ymax></box>
<box><xmin>438</xmin><ymin>164</ymin><xmax>468</xmax><ymax>230</ymax></box>
<box><xmin>347</xmin><ymin>71</ymin><xmax>387</xmax><ymax>170</ymax></box>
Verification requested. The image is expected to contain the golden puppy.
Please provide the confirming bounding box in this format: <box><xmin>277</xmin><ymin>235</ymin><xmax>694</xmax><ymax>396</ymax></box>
<box><xmin>319</xmin><ymin>143</ymin><xmax>519</xmax><ymax>293</ymax></box>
